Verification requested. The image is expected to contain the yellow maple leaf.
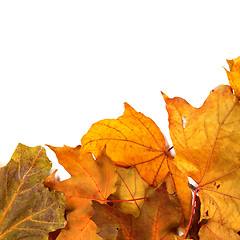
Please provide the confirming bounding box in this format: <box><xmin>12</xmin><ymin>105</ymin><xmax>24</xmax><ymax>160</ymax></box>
<box><xmin>109</xmin><ymin>166</ymin><xmax>152</xmax><ymax>218</ymax></box>
<box><xmin>199</xmin><ymin>220</ymin><xmax>240</xmax><ymax>240</ymax></box>
<box><xmin>225</xmin><ymin>56</ymin><xmax>240</xmax><ymax>98</ymax></box>
<box><xmin>163</xmin><ymin>85</ymin><xmax>240</xmax><ymax>232</ymax></box>
<box><xmin>81</xmin><ymin>102</ymin><xmax>192</xmax><ymax>229</ymax></box>
<box><xmin>81</xmin><ymin>102</ymin><xmax>171</xmax><ymax>187</ymax></box>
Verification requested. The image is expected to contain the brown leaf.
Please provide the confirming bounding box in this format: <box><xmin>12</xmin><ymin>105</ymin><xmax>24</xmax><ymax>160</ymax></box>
<box><xmin>92</xmin><ymin>183</ymin><xmax>181</xmax><ymax>240</ymax></box>
<box><xmin>164</xmin><ymin>85</ymin><xmax>240</xmax><ymax>231</ymax></box>
<box><xmin>0</xmin><ymin>143</ymin><xmax>66</xmax><ymax>240</ymax></box>
<box><xmin>48</xmin><ymin>229</ymin><xmax>61</xmax><ymax>240</ymax></box>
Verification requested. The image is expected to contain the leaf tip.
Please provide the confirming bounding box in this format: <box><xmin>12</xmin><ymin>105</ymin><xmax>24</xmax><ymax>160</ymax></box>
<box><xmin>124</xmin><ymin>102</ymin><xmax>132</xmax><ymax>109</ymax></box>
<box><xmin>44</xmin><ymin>170</ymin><xmax>57</xmax><ymax>185</ymax></box>
<box><xmin>45</xmin><ymin>144</ymin><xmax>56</xmax><ymax>152</ymax></box>
<box><xmin>222</xmin><ymin>65</ymin><xmax>228</xmax><ymax>72</ymax></box>
<box><xmin>161</xmin><ymin>91</ymin><xmax>169</xmax><ymax>102</ymax></box>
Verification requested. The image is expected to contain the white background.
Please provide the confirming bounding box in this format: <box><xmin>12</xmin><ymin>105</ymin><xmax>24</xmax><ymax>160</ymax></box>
<box><xmin>0</xmin><ymin>1</ymin><xmax>240</xmax><ymax>177</ymax></box>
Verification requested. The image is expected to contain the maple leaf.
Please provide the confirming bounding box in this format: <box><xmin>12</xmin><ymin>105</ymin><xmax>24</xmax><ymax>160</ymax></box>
<box><xmin>46</xmin><ymin>171</ymin><xmax>103</xmax><ymax>240</ymax></box>
<box><xmin>163</xmin><ymin>85</ymin><xmax>240</xmax><ymax>232</ymax></box>
<box><xmin>45</xmin><ymin>145</ymin><xmax>118</xmax><ymax>203</ymax></box>
<box><xmin>164</xmin><ymin>163</ymin><xmax>192</xmax><ymax>231</ymax></box>
<box><xmin>81</xmin><ymin>102</ymin><xmax>192</xmax><ymax>228</ymax></box>
<box><xmin>92</xmin><ymin>183</ymin><xmax>181</xmax><ymax>240</ymax></box>
<box><xmin>0</xmin><ymin>143</ymin><xmax>66</xmax><ymax>240</ymax></box>
<box><xmin>198</xmin><ymin>220</ymin><xmax>240</xmax><ymax>240</ymax></box>
<box><xmin>109</xmin><ymin>166</ymin><xmax>153</xmax><ymax>218</ymax></box>
<box><xmin>225</xmin><ymin>56</ymin><xmax>240</xmax><ymax>98</ymax></box>
<box><xmin>55</xmin><ymin>196</ymin><xmax>103</xmax><ymax>240</ymax></box>
<box><xmin>81</xmin><ymin>102</ymin><xmax>171</xmax><ymax>187</ymax></box>
<box><xmin>44</xmin><ymin>145</ymin><xmax>118</xmax><ymax>239</ymax></box>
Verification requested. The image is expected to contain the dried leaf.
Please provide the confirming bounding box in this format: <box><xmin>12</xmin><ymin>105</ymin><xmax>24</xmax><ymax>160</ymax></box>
<box><xmin>81</xmin><ymin>102</ymin><xmax>171</xmax><ymax>187</ymax></box>
<box><xmin>92</xmin><ymin>183</ymin><xmax>181</xmax><ymax>240</ymax></box>
<box><xmin>0</xmin><ymin>143</ymin><xmax>66</xmax><ymax>240</ymax></box>
<box><xmin>199</xmin><ymin>220</ymin><xmax>240</xmax><ymax>240</ymax></box>
<box><xmin>225</xmin><ymin>56</ymin><xmax>240</xmax><ymax>98</ymax></box>
<box><xmin>109</xmin><ymin>166</ymin><xmax>152</xmax><ymax>218</ymax></box>
<box><xmin>45</xmin><ymin>145</ymin><xmax>118</xmax><ymax>203</ymax></box>
<box><xmin>164</xmin><ymin>85</ymin><xmax>240</xmax><ymax>231</ymax></box>
<box><xmin>57</xmin><ymin>197</ymin><xmax>102</xmax><ymax>240</ymax></box>
<box><xmin>165</xmin><ymin>162</ymin><xmax>192</xmax><ymax>230</ymax></box>
<box><xmin>45</xmin><ymin>145</ymin><xmax>118</xmax><ymax>239</ymax></box>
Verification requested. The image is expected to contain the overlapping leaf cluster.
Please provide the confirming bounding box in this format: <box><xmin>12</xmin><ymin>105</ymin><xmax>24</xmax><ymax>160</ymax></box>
<box><xmin>1</xmin><ymin>57</ymin><xmax>240</xmax><ymax>239</ymax></box>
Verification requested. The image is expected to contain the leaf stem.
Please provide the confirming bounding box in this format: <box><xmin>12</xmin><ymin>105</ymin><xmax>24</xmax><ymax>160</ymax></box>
<box><xmin>106</xmin><ymin>197</ymin><xmax>148</xmax><ymax>203</ymax></box>
<box><xmin>184</xmin><ymin>186</ymin><xmax>201</xmax><ymax>239</ymax></box>
<box><xmin>166</xmin><ymin>146</ymin><xmax>174</xmax><ymax>153</ymax></box>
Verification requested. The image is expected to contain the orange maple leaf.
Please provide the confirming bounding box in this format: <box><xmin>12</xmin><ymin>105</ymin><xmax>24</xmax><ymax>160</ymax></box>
<box><xmin>163</xmin><ymin>85</ymin><xmax>240</xmax><ymax>232</ymax></box>
<box><xmin>81</xmin><ymin>103</ymin><xmax>192</xmax><ymax>229</ymax></box>
<box><xmin>45</xmin><ymin>145</ymin><xmax>118</xmax><ymax>239</ymax></box>
<box><xmin>45</xmin><ymin>145</ymin><xmax>118</xmax><ymax>203</ymax></box>
<box><xmin>57</xmin><ymin>197</ymin><xmax>103</xmax><ymax>240</ymax></box>
<box><xmin>81</xmin><ymin>102</ymin><xmax>170</xmax><ymax>187</ymax></box>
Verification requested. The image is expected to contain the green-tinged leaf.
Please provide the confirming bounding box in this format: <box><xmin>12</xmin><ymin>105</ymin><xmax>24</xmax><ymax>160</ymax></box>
<box><xmin>109</xmin><ymin>166</ymin><xmax>152</xmax><ymax>218</ymax></box>
<box><xmin>0</xmin><ymin>143</ymin><xmax>66</xmax><ymax>240</ymax></box>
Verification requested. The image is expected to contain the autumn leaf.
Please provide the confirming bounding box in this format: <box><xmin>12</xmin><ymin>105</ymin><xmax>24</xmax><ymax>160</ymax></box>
<box><xmin>225</xmin><ymin>56</ymin><xmax>240</xmax><ymax>98</ymax></box>
<box><xmin>109</xmin><ymin>166</ymin><xmax>152</xmax><ymax>218</ymax></box>
<box><xmin>92</xmin><ymin>183</ymin><xmax>181</xmax><ymax>240</ymax></box>
<box><xmin>81</xmin><ymin>102</ymin><xmax>171</xmax><ymax>187</ymax></box>
<box><xmin>163</xmin><ymin>85</ymin><xmax>240</xmax><ymax>232</ymax></box>
<box><xmin>81</xmin><ymin>102</ymin><xmax>192</xmax><ymax>228</ymax></box>
<box><xmin>56</xmin><ymin>196</ymin><xmax>103</xmax><ymax>240</ymax></box>
<box><xmin>165</xmin><ymin>163</ymin><xmax>192</xmax><ymax>231</ymax></box>
<box><xmin>44</xmin><ymin>145</ymin><xmax>118</xmax><ymax>239</ymax></box>
<box><xmin>0</xmin><ymin>143</ymin><xmax>66</xmax><ymax>240</ymax></box>
<box><xmin>198</xmin><ymin>220</ymin><xmax>240</xmax><ymax>240</ymax></box>
<box><xmin>45</xmin><ymin>171</ymin><xmax>102</xmax><ymax>240</ymax></box>
<box><xmin>45</xmin><ymin>145</ymin><xmax>118</xmax><ymax>203</ymax></box>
